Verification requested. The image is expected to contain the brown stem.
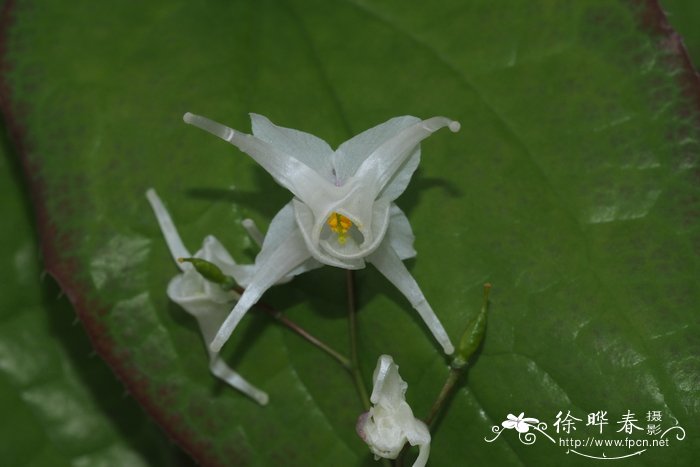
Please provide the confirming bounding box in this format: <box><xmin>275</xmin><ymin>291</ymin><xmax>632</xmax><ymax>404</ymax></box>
<box><xmin>425</xmin><ymin>368</ymin><xmax>462</xmax><ymax>428</ymax></box>
<box><xmin>346</xmin><ymin>270</ymin><xmax>371</xmax><ymax>409</ymax></box>
<box><xmin>233</xmin><ymin>285</ymin><xmax>352</xmax><ymax>370</ymax></box>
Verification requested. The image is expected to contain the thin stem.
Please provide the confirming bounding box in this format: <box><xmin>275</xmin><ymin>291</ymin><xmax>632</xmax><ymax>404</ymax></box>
<box><xmin>233</xmin><ymin>285</ymin><xmax>352</xmax><ymax>370</ymax></box>
<box><xmin>346</xmin><ymin>270</ymin><xmax>371</xmax><ymax>410</ymax></box>
<box><xmin>425</xmin><ymin>368</ymin><xmax>461</xmax><ymax>428</ymax></box>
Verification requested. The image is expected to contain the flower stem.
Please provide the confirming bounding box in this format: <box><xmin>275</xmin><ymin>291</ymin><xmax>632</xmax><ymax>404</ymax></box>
<box><xmin>346</xmin><ymin>270</ymin><xmax>371</xmax><ymax>410</ymax></box>
<box><xmin>426</xmin><ymin>283</ymin><xmax>491</xmax><ymax>429</ymax></box>
<box><xmin>233</xmin><ymin>285</ymin><xmax>352</xmax><ymax>370</ymax></box>
<box><xmin>425</xmin><ymin>368</ymin><xmax>462</xmax><ymax>428</ymax></box>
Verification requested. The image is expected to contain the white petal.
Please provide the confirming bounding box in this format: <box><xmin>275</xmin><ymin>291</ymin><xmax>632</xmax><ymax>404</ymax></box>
<box><xmin>361</xmin><ymin>355</ymin><xmax>431</xmax><ymax>466</ymax></box>
<box><xmin>293</xmin><ymin>199</ymin><xmax>366</xmax><ymax>269</ymax></box>
<box><xmin>199</xmin><ymin>235</ymin><xmax>236</xmax><ymax>271</ymax></box>
<box><xmin>386</xmin><ymin>204</ymin><xmax>417</xmax><ymax>260</ymax></box>
<box><xmin>317</xmin><ymin>198</ymin><xmax>391</xmax><ymax>262</ymax></box>
<box><xmin>250</xmin><ymin>113</ymin><xmax>335</xmax><ymax>182</ymax></box>
<box><xmin>403</xmin><ymin>411</ymin><xmax>430</xmax><ymax>446</ymax></box>
<box><xmin>255</xmin><ymin>202</ymin><xmax>298</xmax><ymax>264</ymax></box>
<box><xmin>370</xmin><ymin>355</ymin><xmax>408</xmax><ymax>408</ymax></box>
<box><xmin>193</xmin><ymin>305</ymin><xmax>269</xmax><ymax>405</ymax></box>
<box><xmin>183</xmin><ymin>112</ymin><xmax>335</xmax><ymax>205</ymax></box>
<box><xmin>368</xmin><ymin>242</ymin><xmax>455</xmax><ymax>354</ymax></box>
<box><xmin>170</xmin><ymin>266</ymin><xmax>234</xmax><ymax>307</ymax></box>
<box><xmin>148</xmin><ymin>190</ymin><xmax>268</xmax><ymax>404</ymax></box>
<box><xmin>333</xmin><ymin>116</ymin><xmax>420</xmax><ymax>187</ymax></box>
<box><xmin>145</xmin><ymin>188</ymin><xmax>191</xmax><ymax>270</ymax></box>
<box><xmin>412</xmin><ymin>442</ymin><xmax>430</xmax><ymax>467</ymax></box>
<box><xmin>181</xmin><ymin>282</ymin><xmax>268</xmax><ymax>405</ymax></box>
<box><xmin>256</xmin><ymin>201</ymin><xmax>324</xmax><ymax>279</ymax></box>
<box><xmin>209</xmin><ymin>222</ymin><xmax>313</xmax><ymax>353</ymax></box>
<box><xmin>502</xmin><ymin>420</ymin><xmax>518</xmax><ymax>429</ymax></box>
<box><xmin>167</xmin><ymin>275</ymin><xmax>268</xmax><ymax>404</ymax></box>
<box><xmin>241</xmin><ymin>218</ymin><xmax>264</xmax><ymax>247</ymax></box>
<box><xmin>353</xmin><ymin>116</ymin><xmax>460</xmax><ymax>200</ymax></box>
<box><xmin>209</xmin><ymin>358</ymin><xmax>269</xmax><ymax>405</ymax></box>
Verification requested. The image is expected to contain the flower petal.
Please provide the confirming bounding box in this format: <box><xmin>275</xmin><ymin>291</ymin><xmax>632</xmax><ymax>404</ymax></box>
<box><xmin>412</xmin><ymin>442</ymin><xmax>430</xmax><ymax>467</ymax></box>
<box><xmin>353</xmin><ymin>116</ymin><xmax>460</xmax><ymax>200</ymax></box>
<box><xmin>386</xmin><ymin>204</ymin><xmax>417</xmax><ymax>260</ymax></box>
<box><xmin>241</xmin><ymin>218</ymin><xmax>264</xmax><ymax>247</ymax></box>
<box><xmin>368</xmin><ymin>242</ymin><xmax>455</xmax><ymax>354</ymax></box>
<box><xmin>173</xmin><ymin>286</ymin><xmax>268</xmax><ymax>404</ymax></box>
<box><xmin>250</xmin><ymin>113</ymin><xmax>335</xmax><ymax>182</ymax></box>
<box><xmin>502</xmin><ymin>420</ymin><xmax>518</xmax><ymax>429</ymax></box>
<box><xmin>209</xmin><ymin>219</ymin><xmax>314</xmax><ymax>353</ymax></box>
<box><xmin>361</xmin><ymin>355</ymin><xmax>431</xmax><ymax>467</ymax></box>
<box><xmin>146</xmin><ymin>188</ymin><xmax>191</xmax><ymax>270</ymax></box>
<box><xmin>256</xmin><ymin>201</ymin><xmax>324</xmax><ymax>280</ymax></box>
<box><xmin>316</xmin><ymin>198</ymin><xmax>391</xmax><ymax>262</ymax></box>
<box><xmin>333</xmin><ymin>116</ymin><xmax>421</xmax><ymax>187</ymax></box>
<box><xmin>293</xmin><ymin>199</ymin><xmax>366</xmax><ymax>269</ymax></box>
<box><xmin>184</xmin><ymin>112</ymin><xmax>334</xmax><ymax>204</ymax></box>
<box><xmin>168</xmin><ymin>265</ymin><xmax>234</xmax><ymax>306</ymax></box>
<box><xmin>148</xmin><ymin>189</ymin><xmax>268</xmax><ymax>404</ymax></box>
<box><xmin>209</xmin><ymin>358</ymin><xmax>269</xmax><ymax>405</ymax></box>
<box><xmin>370</xmin><ymin>355</ymin><xmax>408</xmax><ymax>408</ymax></box>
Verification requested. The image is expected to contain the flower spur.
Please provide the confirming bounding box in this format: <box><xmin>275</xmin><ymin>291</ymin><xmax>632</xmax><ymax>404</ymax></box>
<box><xmin>184</xmin><ymin>112</ymin><xmax>460</xmax><ymax>355</ymax></box>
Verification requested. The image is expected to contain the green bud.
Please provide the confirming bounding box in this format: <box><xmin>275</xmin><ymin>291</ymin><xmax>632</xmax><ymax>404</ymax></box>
<box><xmin>453</xmin><ymin>283</ymin><xmax>490</xmax><ymax>369</ymax></box>
<box><xmin>178</xmin><ymin>257</ymin><xmax>235</xmax><ymax>288</ymax></box>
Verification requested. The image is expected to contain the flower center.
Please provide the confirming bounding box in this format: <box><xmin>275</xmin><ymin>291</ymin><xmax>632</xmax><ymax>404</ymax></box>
<box><xmin>326</xmin><ymin>212</ymin><xmax>353</xmax><ymax>244</ymax></box>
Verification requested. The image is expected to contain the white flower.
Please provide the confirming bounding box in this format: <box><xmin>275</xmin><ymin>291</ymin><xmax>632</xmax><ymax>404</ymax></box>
<box><xmin>502</xmin><ymin>413</ymin><xmax>539</xmax><ymax>433</ymax></box>
<box><xmin>183</xmin><ymin>112</ymin><xmax>460</xmax><ymax>355</ymax></box>
<box><xmin>146</xmin><ymin>189</ymin><xmax>269</xmax><ymax>405</ymax></box>
<box><xmin>356</xmin><ymin>355</ymin><xmax>430</xmax><ymax>467</ymax></box>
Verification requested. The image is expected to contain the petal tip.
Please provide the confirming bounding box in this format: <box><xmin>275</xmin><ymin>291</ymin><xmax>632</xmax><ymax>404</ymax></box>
<box><xmin>444</xmin><ymin>343</ymin><xmax>455</xmax><ymax>355</ymax></box>
<box><xmin>449</xmin><ymin>121</ymin><xmax>461</xmax><ymax>133</ymax></box>
<box><xmin>183</xmin><ymin>112</ymin><xmax>195</xmax><ymax>123</ymax></box>
<box><xmin>256</xmin><ymin>392</ymin><xmax>270</xmax><ymax>406</ymax></box>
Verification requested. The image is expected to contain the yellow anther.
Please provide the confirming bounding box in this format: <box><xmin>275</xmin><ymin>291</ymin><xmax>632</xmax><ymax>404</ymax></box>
<box><xmin>327</xmin><ymin>212</ymin><xmax>353</xmax><ymax>244</ymax></box>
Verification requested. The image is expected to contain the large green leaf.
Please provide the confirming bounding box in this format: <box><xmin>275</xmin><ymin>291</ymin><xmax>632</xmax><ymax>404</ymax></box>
<box><xmin>0</xmin><ymin>124</ymin><xmax>192</xmax><ymax>463</ymax></box>
<box><xmin>661</xmin><ymin>0</ymin><xmax>700</xmax><ymax>66</ymax></box>
<box><xmin>2</xmin><ymin>0</ymin><xmax>699</xmax><ymax>466</ymax></box>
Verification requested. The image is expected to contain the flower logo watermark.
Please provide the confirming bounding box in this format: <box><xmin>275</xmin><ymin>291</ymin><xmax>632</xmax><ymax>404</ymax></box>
<box><xmin>485</xmin><ymin>409</ymin><xmax>686</xmax><ymax>460</ymax></box>
<box><xmin>487</xmin><ymin>412</ymin><xmax>555</xmax><ymax>446</ymax></box>
<box><xmin>501</xmin><ymin>412</ymin><xmax>540</xmax><ymax>433</ymax></box>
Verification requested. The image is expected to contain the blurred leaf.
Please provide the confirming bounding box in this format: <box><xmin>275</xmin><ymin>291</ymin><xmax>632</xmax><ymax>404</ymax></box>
<box><xmin>0</xmin><ymin>129</ymin><xmax>192</xmax><ymax>464</ymax></box>
<box><xmin>2</xmin><ymin>1</ymin><xmax>699</xmax><ymax>466</ymax></box>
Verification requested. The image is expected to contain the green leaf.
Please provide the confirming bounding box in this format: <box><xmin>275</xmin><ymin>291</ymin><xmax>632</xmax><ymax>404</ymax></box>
<box><xmin>2</xmin><ymin>1</ymin><xmax>699</xmax><ymax>466</ymax></box>
<box><xmin>0</xmin><ymin>129</ymin><xmax>191</xmax><ymax>463</ymax></box>
<box><xmin>660</xmin><ymin>0</ymin><xmax>700</xmax><ymax>66</ymax></box>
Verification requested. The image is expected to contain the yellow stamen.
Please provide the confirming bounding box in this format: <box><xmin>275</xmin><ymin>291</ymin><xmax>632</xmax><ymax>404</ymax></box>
<box><xmin>327</xmin><ymin>212</ymin><xmax>353</xmax><ymax>244</ymax></box>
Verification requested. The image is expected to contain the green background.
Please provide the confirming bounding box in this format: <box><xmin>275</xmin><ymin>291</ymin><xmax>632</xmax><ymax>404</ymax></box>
<box><xmin>1</xmin><ymin>0</ymin><xmax>698</xmax><ymax>466</ymax></box>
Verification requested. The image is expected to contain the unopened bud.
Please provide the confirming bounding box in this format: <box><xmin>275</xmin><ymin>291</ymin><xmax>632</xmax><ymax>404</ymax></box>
<box><xmin>453</xmin><ymin>283</ymin><xmax>490</xmax><ymax>369</ymax></box>
<box><xmin>178</xmin><ymin>257</ymin><xmax>235</xmax><ymax>288</ymax></box>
